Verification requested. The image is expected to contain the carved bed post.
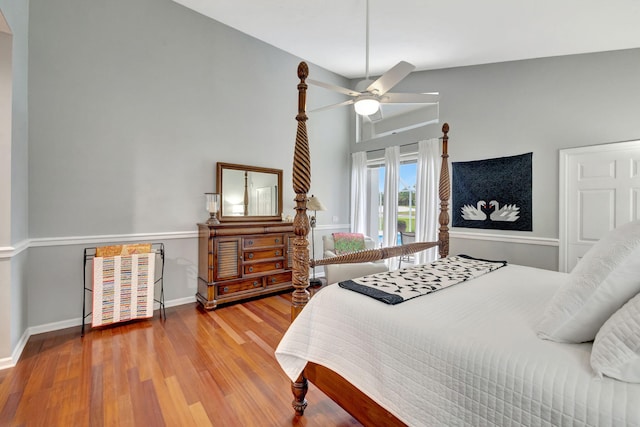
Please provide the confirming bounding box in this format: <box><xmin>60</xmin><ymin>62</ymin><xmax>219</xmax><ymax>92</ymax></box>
<box><xmin>290</xmin><ymin>61</ymin><xmax>311</xmax><ymax>415</ymax></box>
<box><xmin>438</xmin><ymin>123</ymin><xmax>450</xmax><ymax>258</ymax></box>
<box><xmin>287</xmin><ymin>62</ymin><xmax>451</xmax><ymax>416</ymax></box>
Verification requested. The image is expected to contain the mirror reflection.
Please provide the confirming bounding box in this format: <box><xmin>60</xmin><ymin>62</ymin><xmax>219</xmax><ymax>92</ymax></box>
<box><xmin>216</xmin><ymin>163</ymin><xmax>283</xmax><ymax>222</ymax></box>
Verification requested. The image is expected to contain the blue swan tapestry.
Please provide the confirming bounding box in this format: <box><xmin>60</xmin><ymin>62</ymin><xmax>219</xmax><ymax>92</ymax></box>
<box><xmin>452</xmin><ymin>153</ymin><xmax>532</xmax><ymax>231</ymax></box>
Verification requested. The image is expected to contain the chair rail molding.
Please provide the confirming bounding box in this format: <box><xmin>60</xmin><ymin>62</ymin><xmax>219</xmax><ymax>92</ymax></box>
<box><xmin>30</xmin><ymin>230</ymin><xmax>198</xmax><ymax>248</ymax></box>
<box><xmin>451</xmin><ymin>230</ymin><xmax>559</xmax><ymax>246</ymax></box>
<box><xmin>0</xmin><ymin>239</ymin><xmax>29</xmax><ymax>259</ymax></box>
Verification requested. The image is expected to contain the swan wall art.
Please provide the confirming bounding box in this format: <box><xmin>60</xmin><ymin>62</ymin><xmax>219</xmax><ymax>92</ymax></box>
<box><xmin>452</xmin><ymin>153</ymin><xmax>532</xmax><ymax>231</ymax></box>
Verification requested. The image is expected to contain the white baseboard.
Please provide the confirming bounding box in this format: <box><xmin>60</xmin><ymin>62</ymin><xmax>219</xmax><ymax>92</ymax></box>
<box><xmin>0</xmin><ymin>328</ymin><xmax>29</xmax><ymax>371</ymax></box>
<box><xmin>0</xmin><ymin>356</ymin><xmax>12</xmax><ymax>371</ymax></box>
<box><xmin>164</xmin><ymin>295</ymin><xmax>197</xmax><ymax>308</ymax></box>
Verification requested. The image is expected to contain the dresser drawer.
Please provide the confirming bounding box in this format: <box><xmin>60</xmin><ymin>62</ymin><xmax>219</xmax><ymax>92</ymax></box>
<box><xmin>244</xmin><ymin>260</ymin><xmax>284</xmax><ymax>275</ymax></box>
<box><xmin>217</xmin><ymin>278</ymin><xmax>263</xmax><ymax>296</ymax></box>
<box><xmin>244</xmin><ymin>235</ymin><xmax>285</xmax><ymax>249</ymax></box>
<box><xmin>198</xmin><ymin>222</ymin><xmax>294</xmax><ymax>310</ymax></box>
<box><xmin>244</xmin><ymin>248</ymin><xmax>284</xmax><ymax>261</ymax></box>
<box><xmin>265</xmin><ymin>271</ymin><xmax>292</xmax><ymax>287</ymax></box>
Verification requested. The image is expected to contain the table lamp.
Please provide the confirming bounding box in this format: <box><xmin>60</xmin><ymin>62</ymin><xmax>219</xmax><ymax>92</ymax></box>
<box><xmin>307</xmin><ymin>194</ymin><xmax>326</xmax><ymax>286</ymax></box>
<box><xmin>205</xmin><ymin>193</ymin><xmax>220</xmax><ymax>224</ymax></box>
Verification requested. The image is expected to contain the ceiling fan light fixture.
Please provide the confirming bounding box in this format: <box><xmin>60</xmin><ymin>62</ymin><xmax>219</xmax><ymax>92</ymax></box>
<box><xmin>354</xmin><ymin>95</ymin><xmax>380</xmax><ymax>116</ymax></box>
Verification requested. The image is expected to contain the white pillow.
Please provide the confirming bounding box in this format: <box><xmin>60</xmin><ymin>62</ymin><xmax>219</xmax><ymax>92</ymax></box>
<box><xmin>537</xmin><ymin>220</ymin><xmax>640</xmax><ymax>343</ymax></box>
<box><xmin>591</xmin><ymin>292</ymin><xmax>640</xmax><ymax>382</ymax></box>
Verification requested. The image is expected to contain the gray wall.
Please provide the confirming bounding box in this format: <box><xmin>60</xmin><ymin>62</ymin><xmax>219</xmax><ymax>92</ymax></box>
<box><xmin>7</xmin><ymin>1</ymin><xmax>27</xmax><ymax>246</ymax></box>
<box><xmin>28</xmin><ymin>0</ymin><xmax>350</xmax><ymax>238</ymax></box>
<box><xmin>23</xmin><ymin>0</ymin><xmax>351</xmax><ymax>329</ymax></box>
<box><xmin>350</xmin><ymin>49</ymin><xmax>640</xmax><ymax>269</ymax></box>
<box><xmin>0</xmin><ymin>0</ymin><xmax>29</xmax><ymax>367</ymax></box>
<box><xmin>0</xmin><ymin>25</ymin><xmax>12</xmax><ymax>361</ymax></box>
<box><xmin>0</xmin><ymin>30</ymin><xmax>10</xmax><ymax>246</ymax></box>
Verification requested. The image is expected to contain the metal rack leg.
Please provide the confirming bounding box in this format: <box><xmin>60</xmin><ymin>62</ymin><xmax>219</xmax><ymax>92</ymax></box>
<box><xmin>155</xmin><ymin>244</ymin><xmax>166</xmax><ymax>320</ymax></box>
<box><xmin>82</xmin><ymin>249</ymin><xmax>87</xmax><ymax>337</ymax></box>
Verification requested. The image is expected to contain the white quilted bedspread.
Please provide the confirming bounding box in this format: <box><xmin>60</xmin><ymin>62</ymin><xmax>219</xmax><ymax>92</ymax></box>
<box><xmin>275</xmin><ymin>264</ymin><xmax>640</xmax><ymax>427</ymax></box>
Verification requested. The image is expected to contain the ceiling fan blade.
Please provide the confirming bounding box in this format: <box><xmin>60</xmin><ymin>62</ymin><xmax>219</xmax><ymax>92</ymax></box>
<box><xmin>366</xmin><ymin>61</ymin><xmax>416</xmax><ymax>95</ymax></box>
<box><xmin>308</xmin><ymin>79</ymin><xmax>361</xmax><ymax>97</ymax></box>
<box><xmin>309</xmin><ymin>99</ymin><xmax>355</xmax><ymax>113</ymax></box>
<box><xmin>382</xmin><ymin>92</ymin><xmax>440</xmax><ymax>104</ymax></box>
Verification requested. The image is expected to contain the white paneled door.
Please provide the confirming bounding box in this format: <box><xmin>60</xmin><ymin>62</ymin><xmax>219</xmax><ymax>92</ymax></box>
<box><xmin>559</xmin><ymin>140</ymin><xmax>640</xmax><ymax>272</ymax></box>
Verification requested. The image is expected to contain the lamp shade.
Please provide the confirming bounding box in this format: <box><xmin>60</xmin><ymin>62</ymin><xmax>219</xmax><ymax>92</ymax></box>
<box><xmin>307</xmin><ymin>194</ymin><xmax>326</xmax><ymax>211</ymax></box>
<box><xmin>354</xmin><ymin>96</ymin><xmax>380</xmax><ymax>116</ymax></box>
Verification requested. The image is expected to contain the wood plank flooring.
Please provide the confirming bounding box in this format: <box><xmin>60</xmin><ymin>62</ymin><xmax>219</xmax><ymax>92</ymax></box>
<box><xmin>0</xmin><ymin>293</ymin><xmax>361</xmax><ymax>426</ymax></box>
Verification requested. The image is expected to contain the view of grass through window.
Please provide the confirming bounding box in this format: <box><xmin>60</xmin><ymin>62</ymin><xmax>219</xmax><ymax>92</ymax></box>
<box><xmin>371</xmin><ymin>159</ymin><xmax>417</xmax><ymax>244</ymax></box>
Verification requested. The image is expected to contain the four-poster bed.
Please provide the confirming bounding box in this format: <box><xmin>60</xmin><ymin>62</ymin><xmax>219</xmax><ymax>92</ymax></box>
<box><xmin>285</xmin><ymin>61</ymin><xmax>450</xmax><ymax>426</ymax></box>
<box><xmin>276</xmin><ymin>62</ymin><xmax>640</xmax><ymax>426</ymax></box>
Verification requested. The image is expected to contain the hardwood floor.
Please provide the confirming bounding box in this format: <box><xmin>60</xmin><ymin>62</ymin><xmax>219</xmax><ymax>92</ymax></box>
<box><xmin>0</xmin><ymin>293</ymin><xmax>361</xmax><ymax>426</ymax></box>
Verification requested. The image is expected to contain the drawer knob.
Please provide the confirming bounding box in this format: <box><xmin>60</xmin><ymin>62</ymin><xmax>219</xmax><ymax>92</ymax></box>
<box><xmin>271</xmin><ymin>278</ymin><xmax>276</xmax><ymax>283</ymax></box>
<box><xmin>253</xmin><ymin>281</ymin><xmax>259</xmax><ymax>287</ymax></box>
<box><xmin>247</xmin><ymin>239</ymin><xmax>254</xmax><ymax>246</ymax></box>
<box><xmin>248</xmin><ymin>253</ymin><xmax>254</xmax><ymax>259</ymax></box>
<box><xmin>276</xmin><ymin>263</ymin><xmax>281</xmax><ymax>269</ymax></box>
<box><xmin>248</xmin><ymin>266</ymin><xmax>254</xmax><ymax>272</ymax></box>
<box><xmin>275</xmin><ymin>238</ymin><xmax>280</xmax><ymax>243</ymax></box>
<box><xmin>223</xmin><ymin>286</ymin><xmax>229</xmax><ymax>292</ymax></box>
<box><xmin>275</xmin><ymin>250</ymin><xmax>280</xmax><ymax>256</ymax></box>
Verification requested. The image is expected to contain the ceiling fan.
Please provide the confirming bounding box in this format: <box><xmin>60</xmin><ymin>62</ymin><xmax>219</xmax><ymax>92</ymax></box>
<box><xmin>308</xmin><ymin>0</ymin><xmax>439</xmax><ymax>119</ymax></box>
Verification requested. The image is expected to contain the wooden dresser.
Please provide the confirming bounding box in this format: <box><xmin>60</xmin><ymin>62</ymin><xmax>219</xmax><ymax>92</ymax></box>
<box><xmin>197</xmin><ymin>221</ymin><xmax>295</xmax><ymax>309</ymax></box>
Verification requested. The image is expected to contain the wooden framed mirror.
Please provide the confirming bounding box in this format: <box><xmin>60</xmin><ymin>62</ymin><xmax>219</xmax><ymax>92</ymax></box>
<box><xmin>216</xmin><ymin>162</ymin><xmax>283</xmax><ymax>222</ymax></box>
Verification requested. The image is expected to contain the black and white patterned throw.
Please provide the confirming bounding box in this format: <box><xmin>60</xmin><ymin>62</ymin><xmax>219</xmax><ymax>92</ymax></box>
<box><xmin>338</xmin><ymin>255</ymin><xmax>507</xmax><ymax>304</ymax></box>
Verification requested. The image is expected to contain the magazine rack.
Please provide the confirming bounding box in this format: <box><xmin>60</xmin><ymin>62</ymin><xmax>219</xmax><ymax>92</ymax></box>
<box><xmin>81</xmin><ymin>242</ymin><xmax>165</xmax><ymax>336</ymax></box>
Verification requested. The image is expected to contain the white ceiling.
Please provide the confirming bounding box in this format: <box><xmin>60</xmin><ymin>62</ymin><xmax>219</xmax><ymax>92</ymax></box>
<box><xmin>172</xmin><ymin>0</ymin><xmax>640</xmax><ymax>79</ymax></box>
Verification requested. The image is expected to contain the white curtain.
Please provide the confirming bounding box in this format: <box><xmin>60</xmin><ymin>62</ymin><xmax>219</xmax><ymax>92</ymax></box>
<box><xmin>383</xmin><ymin>146</ymin><xmax>400</xmax><ymax>267</ymax></box>
<box><xmin>351</xmin><ymin>151</ymin><xmax>368</xmax><ymax>234</ymax></box>
<box><xmin>414</xmin><ymin>138</ymin><xmax>440</xmax><ymax>264</ymax></box>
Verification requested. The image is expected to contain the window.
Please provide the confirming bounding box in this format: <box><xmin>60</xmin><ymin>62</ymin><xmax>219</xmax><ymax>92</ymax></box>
<box><xmin>356</xmin><ymin>104</ymin><xmax>439</xmax><ymax>143</ymax></box>
<box><xmin>366</xmin><ymin>155</ymin><xmax>417</xmax><ymax>246</ymax></box>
